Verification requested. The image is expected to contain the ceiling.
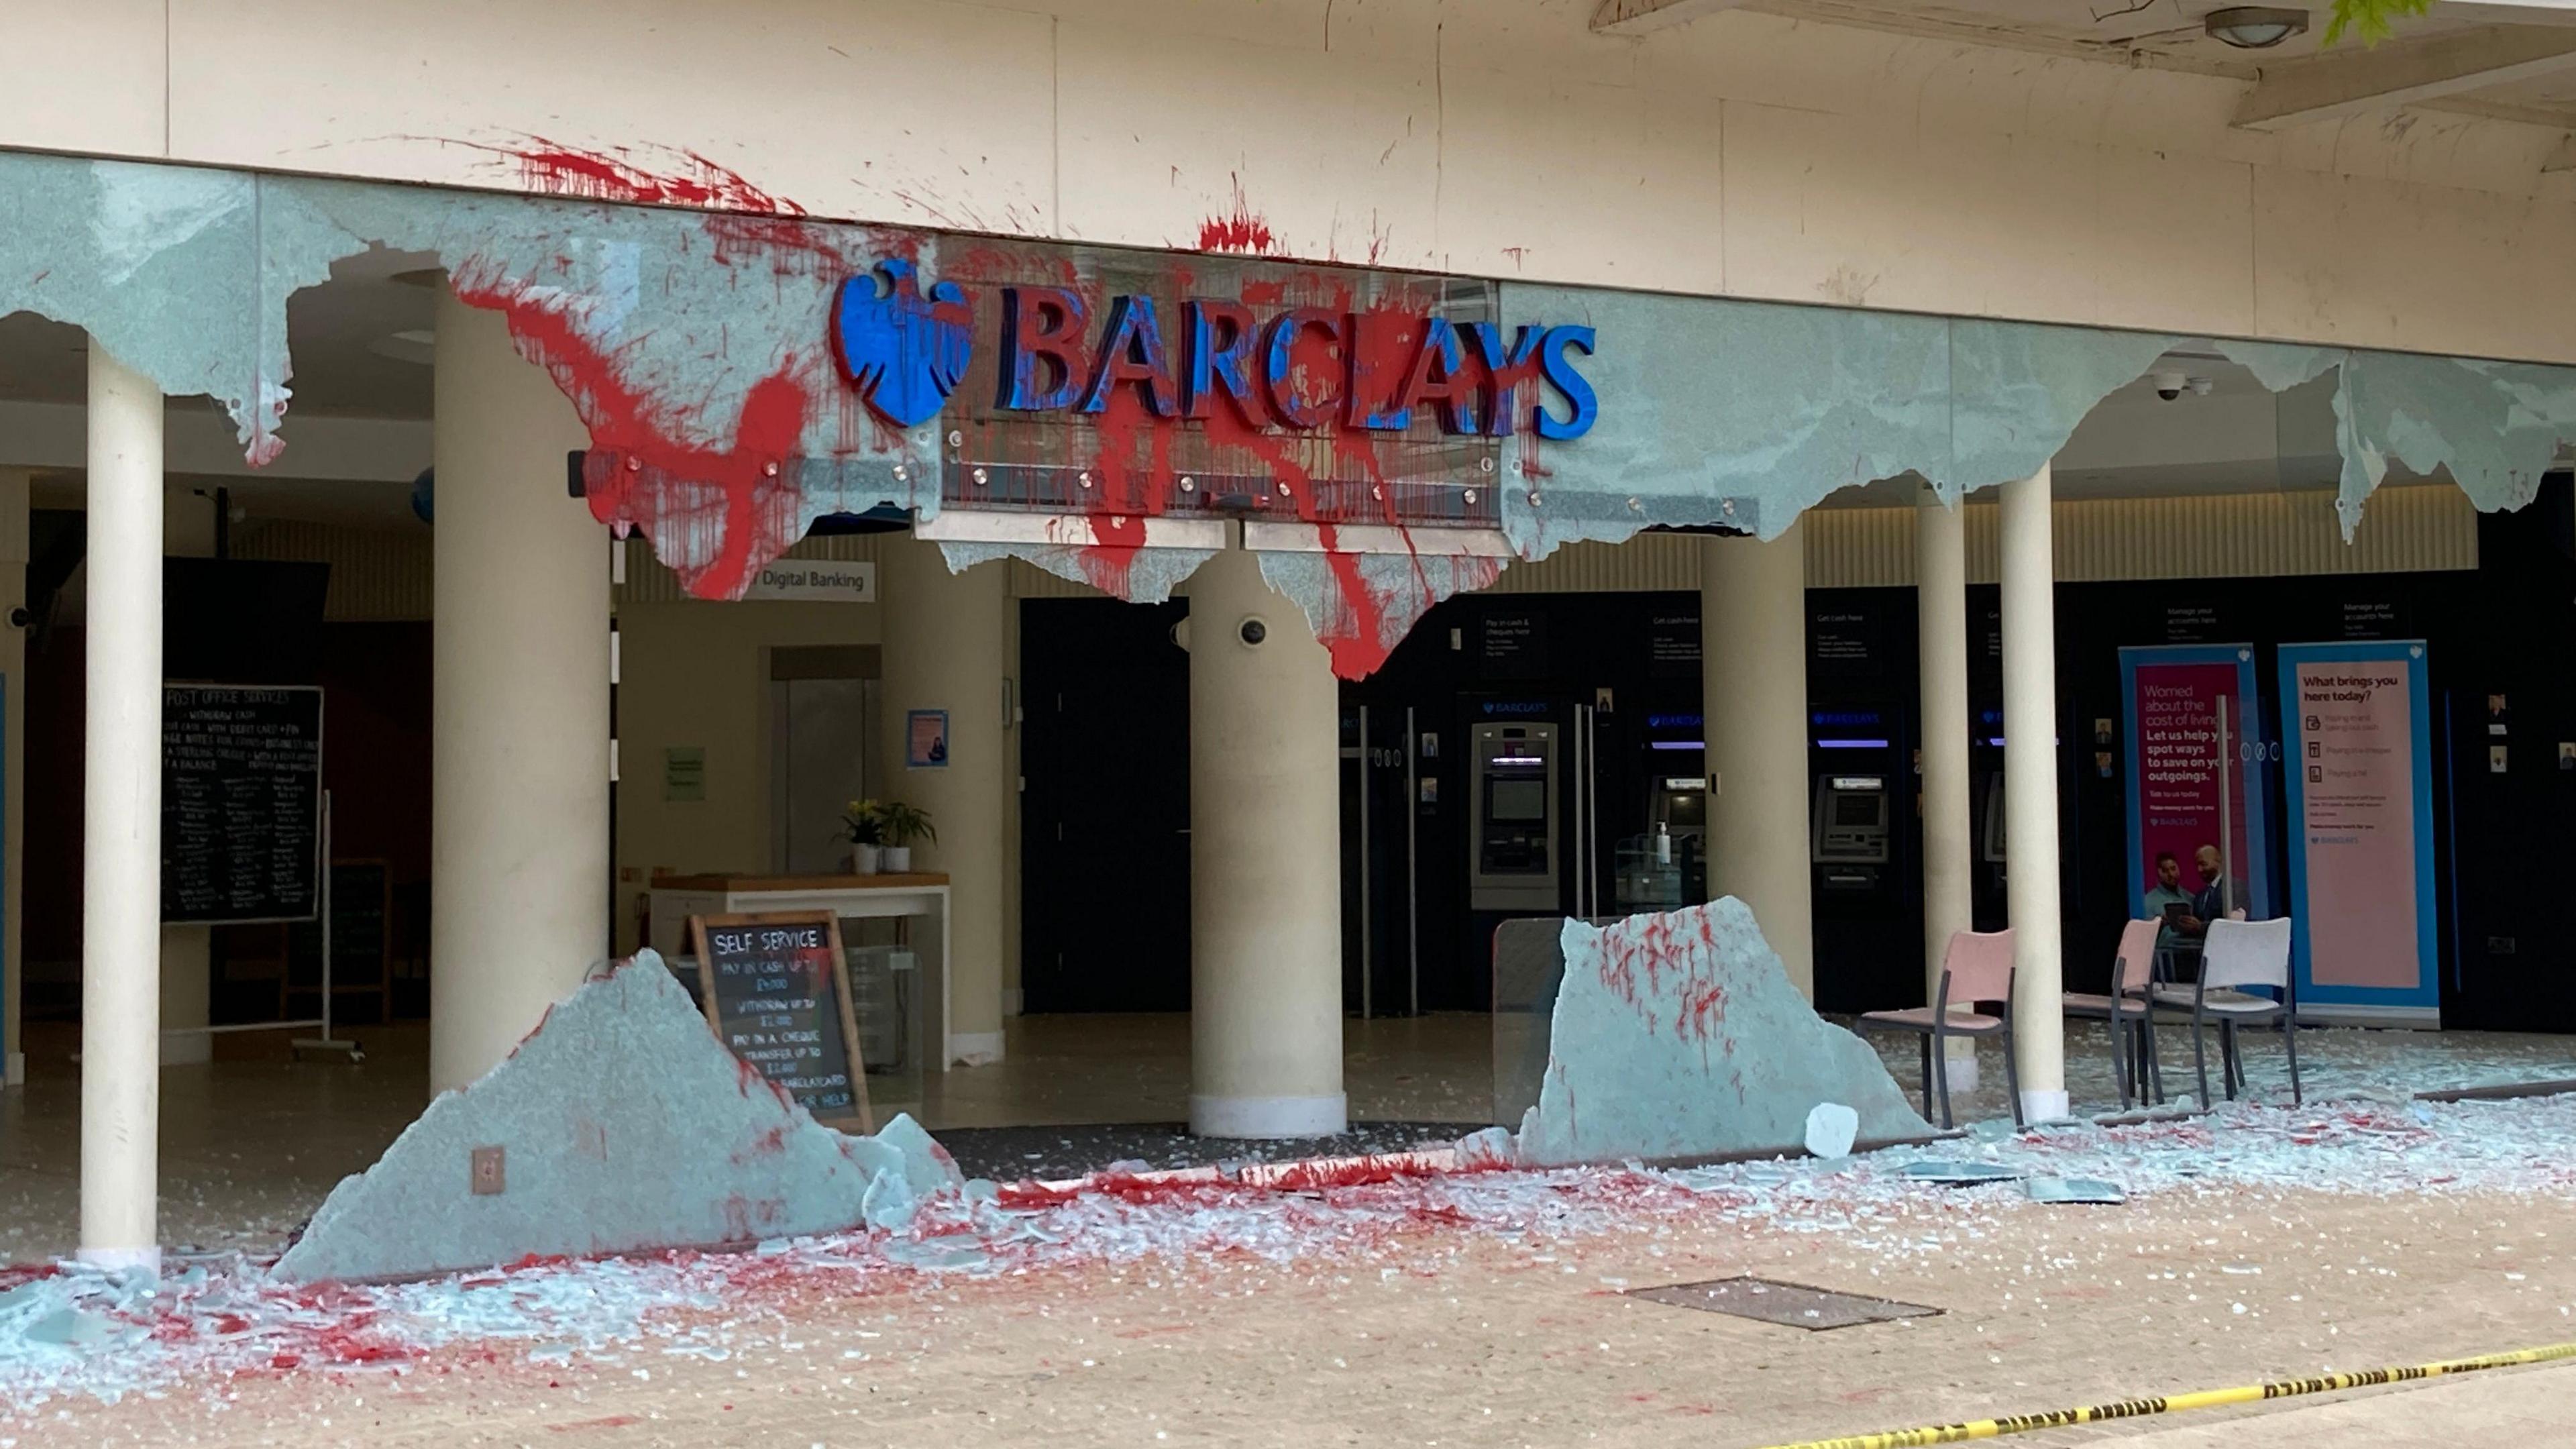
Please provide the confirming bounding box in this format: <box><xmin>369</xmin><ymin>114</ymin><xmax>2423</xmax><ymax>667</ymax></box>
<box><xmin>1729</xmin><ymin>0</ymin><xmax>2576</xmax><ymax>128</ymax></box>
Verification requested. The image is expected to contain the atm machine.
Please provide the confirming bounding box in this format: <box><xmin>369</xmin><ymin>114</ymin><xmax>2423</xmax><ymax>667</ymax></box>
<box><xmin>1470</xmin><ymin>722</ymin><xmax>1560</xmax><ymax>911</ymax></box>
<box><xmin>1811</xmin><ymin>774</ymin><xmax>1892</xmax><ymax>892</ymax></box>
<box><xmin>1970</xmin><ymin>713</ymin><xmax>2009</xmax><ymax>929</ymax></box>
<box><xmin>1807</xmin><ymin>703</ymin><xmax>1917</xmax><ymax>1014</ymax></box>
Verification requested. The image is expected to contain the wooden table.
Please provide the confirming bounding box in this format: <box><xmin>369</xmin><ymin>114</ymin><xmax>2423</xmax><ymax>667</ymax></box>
<box><xmin>647</xmin><ymin>872</ymin><xmax>955</xmax><ymax>1070</ymax></box>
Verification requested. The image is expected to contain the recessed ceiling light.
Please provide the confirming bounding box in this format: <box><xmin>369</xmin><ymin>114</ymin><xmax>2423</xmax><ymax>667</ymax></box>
<box><xmin>2206</xmin><ymin>6</ymin><xmax>2308</xmax><ymax>48</ymax></box>
<box><xmin>368</xmin><ymin>329</ymin><xmax>436</xmax><ymax>366</ymax></box>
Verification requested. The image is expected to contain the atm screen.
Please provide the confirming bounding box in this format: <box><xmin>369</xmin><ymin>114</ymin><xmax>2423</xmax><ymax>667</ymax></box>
<box><xmin>1831</xmin><ymin>792</ymin><xmax>1883</xmax><ymax>827</ymax></box>
<box><xmin>1488</xmin><ymin>777</ymin><xmax>1548</xmax><ymax>822</ymax></box>
<box><xmin>1662</xmin><ymin>786</ymin><xmax>1706</xmax><ymax>830</ymax></box>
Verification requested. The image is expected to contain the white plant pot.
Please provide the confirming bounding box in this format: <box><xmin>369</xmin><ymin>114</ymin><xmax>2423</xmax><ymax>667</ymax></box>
<box><xmin>880</xmin><ymin>845</ymin><xmax>912</xmax><ymax>873</ymax></box>
<box><xmin>851</xmin><ymin>843</ymin><xmax>882</xmax><ymax>875</ymax></box>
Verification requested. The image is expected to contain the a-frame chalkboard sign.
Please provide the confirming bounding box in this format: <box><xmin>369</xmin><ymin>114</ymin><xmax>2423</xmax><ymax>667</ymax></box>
<box><xmin>685</xmin><ymin>911</ymin><xmax>873</xmax><ymax>1132</ymax></box>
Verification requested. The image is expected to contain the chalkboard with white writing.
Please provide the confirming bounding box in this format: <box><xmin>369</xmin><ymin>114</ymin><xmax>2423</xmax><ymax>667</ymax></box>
<box><xmin>161</xmin><ymin>685</ymin><xmax>323</xmax><ymax>924</ymax></box>
<box><xmin>688</xmin><ymin>912</ymin><xmax>872</xmax><ymax>1131</ymax></box>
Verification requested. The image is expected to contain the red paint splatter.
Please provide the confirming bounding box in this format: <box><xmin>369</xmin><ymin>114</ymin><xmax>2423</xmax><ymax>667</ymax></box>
<box><xmin>1589</xmin><ymin>911</ymin><xmax>1729</xmax><ymax>1044</ymax></box>
<box><xmin>1196</xmin><ymin>172</ymin><xmax>1282</xmax><ymax>256</ymax></box>
<box><xmin>733</xmin><ymin>1123</ymin><xmax>791</xmax><ymax>1165</ymax></box>
<box><xmin>451</xmin><ymin>252</ymin><xmax>814</xmax><ymax>600</ymax></box>
<box><xmin>455</xmin><ymin>134</ymin><xmax>807</xmax><ymax>216</ymax></box>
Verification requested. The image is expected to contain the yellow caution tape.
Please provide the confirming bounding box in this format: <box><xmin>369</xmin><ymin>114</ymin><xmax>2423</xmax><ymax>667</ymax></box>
<box><xmin>1756</xmin><ymin>1340</ymin><xmax>2576</xmax><ymax>1448</ymax></box>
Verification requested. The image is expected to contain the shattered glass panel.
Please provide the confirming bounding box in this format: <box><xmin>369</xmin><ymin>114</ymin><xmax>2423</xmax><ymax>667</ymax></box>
<box><xmin>1495</xmin><ymin>283</ymin><xmax>1954</xmax><ymax>546</ymax></box>
<box><xmin>1513</xmin><ymin>900</ymin><xmax>1935</xmax><ymax>1166</ymax></box>
<box><xmin>7</xmin><ymin>150</ymin><xmax>2576</xmax><ymax>676</ymax></box>
<box><xmin>3</xmin><ymin>157</ymin><xmax>270</xmax><ymax>454</ymax></box>
<box><xmin>1491</xmin><ymin>916</ymin><xmax>1572</xmax><ymax>1130</ymax></box>
<box><xmin>275</xmin><ymin>954</ymin><xmax>961</xmax><ymax>1283</ymax></box>
<box><xmin>1945</xmin><ymin>318</ymin><xmax>2178</xmax><ymax>498</ymax></box>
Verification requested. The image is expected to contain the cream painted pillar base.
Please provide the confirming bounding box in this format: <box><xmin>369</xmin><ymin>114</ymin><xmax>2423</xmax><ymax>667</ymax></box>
<box><xmin>2000</xmin><ymin>464</ymin><xmax>2068</xmax><ymax>1122</ymax></box>
<box><xmin>158</xmin><ymin>926</ymin><xmax>211</xmax><ymax>1067</ymax></box>
<box><xmin>1701</xmin><ymin>521</ymin><xmax>1814</xmax><ymax>996</ymax></box>
<box><xmin>429</xmin><ymin>292</ymin><xmax>610</xmax><ymax>1094</ymax></box>
<box><xmin>1185</xmin><ymin>549</ymin><xmax>1345</xmax><ymax>1139</ymax></box>
<box><xmin>878</xmin><ymin>535</ymin><xmax>1010</xmax><ymax>1069</ymax></box>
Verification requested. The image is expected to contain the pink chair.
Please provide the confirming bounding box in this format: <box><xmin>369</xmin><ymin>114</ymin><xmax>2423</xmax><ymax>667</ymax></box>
<box><xmin>2060</xmin><ymin>919</ymin><xmax>2161</xmax><ymax>1109</ymax></box>
<box><xmin>1855</xmin><ymin>929</ymin><xmax>2020</xmax><ymax>1130</ymax></box>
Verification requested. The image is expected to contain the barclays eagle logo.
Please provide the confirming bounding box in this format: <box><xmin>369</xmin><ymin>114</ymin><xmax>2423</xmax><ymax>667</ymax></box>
<box><xmin>831</xmin><ymin>258</ymin><xmax>971</xmax><ymax>429</ymax></box>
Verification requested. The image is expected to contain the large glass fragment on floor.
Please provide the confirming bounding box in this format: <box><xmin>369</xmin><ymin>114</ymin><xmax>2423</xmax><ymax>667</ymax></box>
<box><xmin>273</xmin><ymin>953</ymin><xmax>959</xmax><ymax>1283</ymax></box>
<box><xmin>1511</xmin><ymin>900</ymin><xmax>1934</xmax><ymax>1167</ymax></box>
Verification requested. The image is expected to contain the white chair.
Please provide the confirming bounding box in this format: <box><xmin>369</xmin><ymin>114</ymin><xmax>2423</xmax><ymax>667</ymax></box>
<box><xmin>2153</xmin><ymin>916</ymin><xmax>2299</xmax><ymax>1106</ymax></box>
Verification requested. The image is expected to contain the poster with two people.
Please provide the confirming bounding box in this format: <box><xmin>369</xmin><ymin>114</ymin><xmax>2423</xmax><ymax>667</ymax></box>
<box><xmin>2118</xmin><ymin>641</ymin><xmax>2438</xmax><ymax>1023</ymax></box>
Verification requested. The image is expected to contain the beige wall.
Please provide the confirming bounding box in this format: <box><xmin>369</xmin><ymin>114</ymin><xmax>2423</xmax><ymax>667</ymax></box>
<box><xmin>5</xmin><ymin>4</ymin><xmax>2574</xmax><ymax>362</ymax></box>
<box><xmin>611</xmin><ymin>596</ymin><xmax>881</xmax><ymax>954</ymax></box>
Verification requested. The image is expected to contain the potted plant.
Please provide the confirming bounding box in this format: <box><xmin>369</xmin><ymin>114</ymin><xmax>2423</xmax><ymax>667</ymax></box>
<box><xmin>875</xmin><ymin>800</ymin><xmax>935</xmax><ymax>873</ymax></box>
<box><xmin>841</xmin><ymin>798</ymin><xmax>883</xmax><ymax>875</ymax></box>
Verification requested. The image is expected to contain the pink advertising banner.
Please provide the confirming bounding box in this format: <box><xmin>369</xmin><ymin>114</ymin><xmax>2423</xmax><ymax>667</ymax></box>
<box><xmin>2277</xmin><ymin>641</ymin><xmax>2437</xmax><ymax>1016</ymax></box>
<box><xmin>2120</xmin><ymin>646</ymin><xmax>2269</xmax><ymax>924</ymax></box>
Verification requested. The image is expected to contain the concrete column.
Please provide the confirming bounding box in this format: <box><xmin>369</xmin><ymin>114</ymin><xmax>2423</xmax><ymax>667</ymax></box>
<box><xmin>1701</xmin><ymin>519</ymin><xmax>1813</xmax><ymax>996</ymax></box>
<box><xmin>429</xmin><ymin>290</ymin><xmax>608</xmax><ymax>1093</ymax></box>
<box><xmin>80</xmin><ymin>340</ymin><xmax>163</xmax><ymax>1271</ymax></box>
<box><xmin>158</xmin><ymin>488</ymin><xmax>217</xmax><ymax>1067</ymax></box>
<box><xmin>1915</xmin><ymin>488</ymin><xmax>1978</xmax><ymax>1091</ymax></box>
<box><xmin>0</xmin><ymin>469</ymin><xmax>23</xmax><ymax>1089</ymax></box>
<box><xmin>878</xmin><ymin>534</ymin><xmax>1009</xmax><ymax>1067</ymax></box>
<box><xmin>1185</xmin><ymin>546</ymin><xmax>1344</xmax><ymax>1138</ymax></box>
<box><xmin>1999</xmin><ymin>463</ymin><xmax>2067</xmax><ymax>1120</ymax></box>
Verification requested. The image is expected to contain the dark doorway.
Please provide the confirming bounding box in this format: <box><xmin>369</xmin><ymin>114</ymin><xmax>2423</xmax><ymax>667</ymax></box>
<box><xmin>1018</xmin><ymin>597</ymin><xmax>1192</xmax><ymax>1012</ymax></box>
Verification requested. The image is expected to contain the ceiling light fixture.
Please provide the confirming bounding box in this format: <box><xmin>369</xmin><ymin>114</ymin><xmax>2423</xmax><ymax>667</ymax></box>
<box><xmin>2205</xmin><ymin>5</ymin><xmax>2308</xmax><ymax>48</ymax></box>
<box><xmin>368</xmin><ymin>329</ymin><xmax>436</xmax><ymax>366</ymax></box>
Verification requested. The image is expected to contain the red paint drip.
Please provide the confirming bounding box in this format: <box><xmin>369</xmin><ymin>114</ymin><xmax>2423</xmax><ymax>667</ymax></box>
<box><xmin>450</xmin><ymin>252</ymin><xmax>815</xmax><ymax>600</ymax></box>
<box><xmin>1592</xmin><ymin>911</ymin><xmax>1729</xmax><ymax>1042</ymax></box>
<box><xmin>1196</xmin><ymin>172</ymin><xmax>1282</xmax><ymax>256</ymax></box>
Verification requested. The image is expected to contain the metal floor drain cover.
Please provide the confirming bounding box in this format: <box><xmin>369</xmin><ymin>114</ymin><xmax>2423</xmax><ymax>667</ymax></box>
<box><xmin>1627</xmin><ymin>1276</ymin><xmax>1940</xmax><ymax>1330</ymax></box>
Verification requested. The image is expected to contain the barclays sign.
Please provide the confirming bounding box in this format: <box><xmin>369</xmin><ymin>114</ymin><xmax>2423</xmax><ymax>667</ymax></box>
<box><xmin>831</xmin><ymin>258</ymin><xmax>1599</xmax><ymax>442</ymax></box>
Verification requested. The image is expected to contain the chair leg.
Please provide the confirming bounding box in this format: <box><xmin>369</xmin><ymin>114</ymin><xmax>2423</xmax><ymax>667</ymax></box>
<box><xmin>2191</xmin><ymin>1011</ymin><xmax>2210</xmax><ymax>1111</ymax></box>
<box><xmin>1918</xmin><ymin>1032</ymin><xmax>1935</xmax><ymax>1119</ymax></box>
<box><xmin>2144</xmin><ymin>1012</ymin><xmax>2164</xmax><ymax>1106</ymax></box>
<box><xmin>2110</xmin><ymin>1015</ymin><xmax>2132</xmax><ymax>1110</ymax></box>
<box><xmin>2283</xmin><ymin>1012</ymin><xmax>2302</xmax><ymax>1106</ymax></box>
<box><xmin>2221</xmin><ymin>1022</ymin><xmax>2241</xmax><ymax>1102</ymax></box>
<box><xmin>1931</xmin><ymin>1028</ymin><xmax>1953</xmax><ymax>1132</ymax></box>
<box><xmin>2001</xmin><ymin>1026</ymin><xmax>2024</xmax><ymax>1128</ymax></box>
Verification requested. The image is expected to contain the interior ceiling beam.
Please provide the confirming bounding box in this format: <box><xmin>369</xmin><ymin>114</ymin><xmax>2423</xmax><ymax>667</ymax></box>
<box><xmin>2234</xmin><ymin>23</ymin><xmax>2576</xmax><ymax>129</ymax></box>
<box><xmin>1589</xmin><ymin>0</ymin><xmax>1750</xmax><ymax>36</ymax></box>
<box><xmin>2436</xmin><ymin>0</ymin><xmax>2576</xmax><ymax>27</ymax></box>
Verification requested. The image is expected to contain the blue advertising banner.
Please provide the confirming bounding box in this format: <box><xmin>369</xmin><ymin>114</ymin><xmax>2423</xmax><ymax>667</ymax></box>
<box><xmin>2118</xmin><ymin>644</ymin><xmax>2271</xmax><ymax>928</ymax></box>
<box><xmin>2277</xmin><ymin>641</ymin><xmax>2439</xmax><ymax>1023</ymax></box>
